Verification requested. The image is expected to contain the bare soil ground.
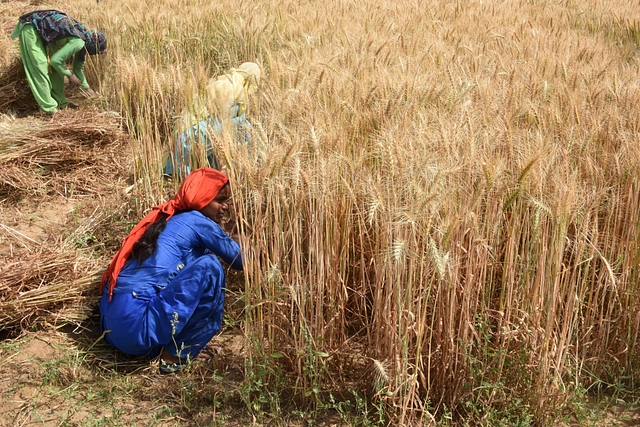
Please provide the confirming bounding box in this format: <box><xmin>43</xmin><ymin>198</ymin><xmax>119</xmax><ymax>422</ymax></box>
<box><xmin>0</xmin><ymin>326</ymin><xmax>257</xmax><ymax>426</ymax></box>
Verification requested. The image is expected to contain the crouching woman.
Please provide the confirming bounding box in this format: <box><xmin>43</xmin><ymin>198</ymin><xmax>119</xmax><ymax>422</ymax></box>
<box><xmin>99</xmin><ymin>167</ymin><xmax>243</xmax><ymax>373</ymax></box>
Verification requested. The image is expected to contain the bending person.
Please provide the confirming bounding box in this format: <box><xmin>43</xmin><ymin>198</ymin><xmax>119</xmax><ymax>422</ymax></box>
<box><xmin>11</xmin><ymin>10</ymin><xmax>107</xmax><ymax>114</ymax></box>
<box><xmin>206</xmin><ymin>61</ymin><xmax>261</xmax><ymax>120</ymax></box>
<box><xmin>99</xmin><ymin>167</ymin><xmax>243</xmax><ymax>373</ymax></box>
<box><xmin>164</xmin><ymin>62</ymin><xmax>261</xmax><ymax>177</ymax></box>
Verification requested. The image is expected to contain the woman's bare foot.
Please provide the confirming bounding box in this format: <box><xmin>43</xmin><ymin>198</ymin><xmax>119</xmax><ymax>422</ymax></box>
<box><xmin>160</xmin><ymin>348</ymin><xmax>183</xmax><ymax>364</ymax></box>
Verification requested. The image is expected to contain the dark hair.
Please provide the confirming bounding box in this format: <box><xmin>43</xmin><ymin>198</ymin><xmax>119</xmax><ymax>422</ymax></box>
<box><xmin>129</xmin><ymin>213</ymin><xmax>169</xmax><ymax>264</ymax></box>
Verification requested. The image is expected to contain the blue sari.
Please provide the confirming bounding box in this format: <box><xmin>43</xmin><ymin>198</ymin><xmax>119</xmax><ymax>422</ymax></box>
<box><xmin>99</xmin><ymin>210</ymin><xmax>242</xmax><ymax>359</ymax></box>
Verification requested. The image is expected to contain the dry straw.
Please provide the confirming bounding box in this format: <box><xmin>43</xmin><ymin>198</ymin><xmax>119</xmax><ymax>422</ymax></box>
<box><xmin>0</xmin><ymin>58</ymin><xmax>38</xmax><ymax>113</ymax></box>
<box><xmin>0</xmin><ymin>249</ymin><xmax>102</xmax><ymax>330</ymax></box>
<box><xmin>0</xmin><ymin>107</ymin><xmax>130</xmax><ymax>333</ymax></box>
<box><xmin>0</xmin><ymin>109</ymin><xmax>128</xmax><ymax>198</ymax></box>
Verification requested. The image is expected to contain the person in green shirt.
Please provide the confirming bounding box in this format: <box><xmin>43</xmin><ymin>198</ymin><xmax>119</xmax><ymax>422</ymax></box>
<box><xmin>11</xmin><ymin>10</ymin><xmax>107</xmax><ymax>114</ymax></box>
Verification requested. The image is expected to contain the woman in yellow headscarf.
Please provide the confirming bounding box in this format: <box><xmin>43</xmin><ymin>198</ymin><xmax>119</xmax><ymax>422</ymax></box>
<box><xmin>165</xmin><ymin>62</ymin><xmax>261</xmax><ymax>177</ymax></box>
<box><xmin>205</xmin><ymin>61</ymin><xmax>260</xmax><ymax>119</ymax></box>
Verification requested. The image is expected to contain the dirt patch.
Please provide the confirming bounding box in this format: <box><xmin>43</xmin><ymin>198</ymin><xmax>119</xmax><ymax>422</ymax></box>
<box><xmin>0</xmin><ymin>325</ymin><xmax>348</xmax><ymax>427</ymax></box>
<box><xmin>0</xmin><ymin>201</ymin><xmax>76</xmax><ymax>257</ymax></box>
<box><xmin>14</xmin><ymin>334</ymin><xmax>59</xmax><ymax>362</ymax></box>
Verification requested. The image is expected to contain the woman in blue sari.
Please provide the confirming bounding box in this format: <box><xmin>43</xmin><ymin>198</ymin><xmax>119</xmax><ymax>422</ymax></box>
<box><xmin>100</xmin><ymin>168</ymin><xmax>243</xmax><ymax>373</ymax></box>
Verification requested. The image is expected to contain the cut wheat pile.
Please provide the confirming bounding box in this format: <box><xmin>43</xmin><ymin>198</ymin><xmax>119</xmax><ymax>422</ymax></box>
<box><xmin>0</xmin><ymin>248</ymin><xmax>102</xmax><ymax>330</ymax></box>
<box><xmin>0</xmin><ymin>106</ymin><xmax>132</xmax><ymax>334</ymax></box>
<box><xmin>0</xmin><ymin>108</ymin><xmax>130</xmax><ymax>198</ymax></box>
<box><xmin>0</xmin><ymin>58</ymin><xmax>37</xmax><ymax>113</ymax></box>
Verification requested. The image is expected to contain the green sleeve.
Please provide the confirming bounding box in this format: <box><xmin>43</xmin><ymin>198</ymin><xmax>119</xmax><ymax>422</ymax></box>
<box><xmin>73</xmin><ymin>57</ymin><xmax>89</xmax><ymax>89</ymax></box>
<box><xmin>11</xmin><ymin>22</ymin><xmax>25</xmax><ymax>40</ymax></box>
<box><xmin>49</xmin><ymin>38</ymin><xmax>86</xmax><ymax>84</ymax></box>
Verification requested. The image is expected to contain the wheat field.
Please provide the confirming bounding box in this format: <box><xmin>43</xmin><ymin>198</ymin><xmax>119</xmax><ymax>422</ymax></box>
<box><xmin>9</xmin><ymin>0</ymin><xmax>640</xmax><ymax>424</ymax></box>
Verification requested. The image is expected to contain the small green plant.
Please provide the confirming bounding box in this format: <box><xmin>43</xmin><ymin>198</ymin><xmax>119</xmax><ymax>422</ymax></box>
<box><xmin>65</xmin><ymin>230</ymin><xmax>99</xmax><ymax>248</ymax></box>
<box><xmin>222</xmin><ymin>312</ymin><xmax>237</xmax><ymax>328</ymax></box>
<box><xmin>240</xmin><ymin>351</ymin><xmax>283</xmax><ymax>417</ymax></box>
<box><xmin>580</xmin><ymin>363</ymin><xmax>640</xmax><ymax>407</ymax></box>
<box><xmin>458</xmin><ymin>314</ymin><xmax>539</xmax><ymax>426</ymax></box>
<box><xmin>40</xmin><ymin>358</ymin><xmax>73</xmax><ymax>386</ymax></box>
<box><xmin>331</xmin><ymin>391</ymin><xmax>385</xmax><ymax>427</ymax></box>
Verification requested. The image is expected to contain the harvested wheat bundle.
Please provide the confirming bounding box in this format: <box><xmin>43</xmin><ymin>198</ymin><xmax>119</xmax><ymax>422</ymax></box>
<box><xmin>0</xmin><ymin>108</ymin><xmax>125</xmax><ymax>146</ymax></box>
<box><xmin>0</xmin><ymin>109</ymin><xmax>130</xmax><ymax>198</ymax></box>
<box><xmin>0</xmin><ymin>248</ymin><xmax>102</xmax><ymax>331</ymax></box>
<box><xmin>0</xmin><ymin>163</ymin><xmax>44</xmax><ymax>195</ymax></box>
<box><xmin>39</xmin><ymin>109</ymin><xmax>126</xmax><ymax>145</ymax></box>
<box><xmin>0</xmin><ymin>57</ymin><xmax>38</xmax><ymax>113</ymax></box>
<box><xmin>0</xmin><ymin>15</ymin><xmax>18</xmax><ymax>35</ymax></box>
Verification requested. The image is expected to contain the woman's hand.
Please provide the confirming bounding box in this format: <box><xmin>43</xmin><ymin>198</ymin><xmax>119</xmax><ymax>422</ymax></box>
<box><xmin>68</xmin><ymin>74</ymin><xmax>81</xmax><ymax>88</ymax></box>
<box><xmin>224</xmin><ymin>221</ymin><xmax>240</xmax><ymax>242</ymax></box>
<box><xmin>78</xmin><ymin>87</ymin><xmax>98</xmax><ymax>98</ymax></box>
<box><xmin>225</xmin><ymin>220</ymin><xmax>252</xmax><ymax>243</ymax></box>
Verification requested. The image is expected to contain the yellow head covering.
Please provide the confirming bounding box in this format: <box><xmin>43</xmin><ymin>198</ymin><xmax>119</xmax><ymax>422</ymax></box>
<box><xmin>236</xmin><ymin>62</ymin><xmax>261</xmax><ymax>94</ymax></box>
<box><xmin>206</xmin><ymin>62</ymin><xmax>261</xmax><ymax>118</ymax></box>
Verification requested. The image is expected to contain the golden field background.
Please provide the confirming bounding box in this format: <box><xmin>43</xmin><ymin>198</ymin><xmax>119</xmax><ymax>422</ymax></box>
<box><xmin>2</xmin><ymin>0</ymin><xmax>640</xmax><ymax>425</ymax></box>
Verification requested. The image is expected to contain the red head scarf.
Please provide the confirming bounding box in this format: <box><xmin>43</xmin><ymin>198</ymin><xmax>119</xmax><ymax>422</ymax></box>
<box><xmin>101</xmin><ymin>167</ymin><xmax>229</xmax><ymax>301</ymax></box>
